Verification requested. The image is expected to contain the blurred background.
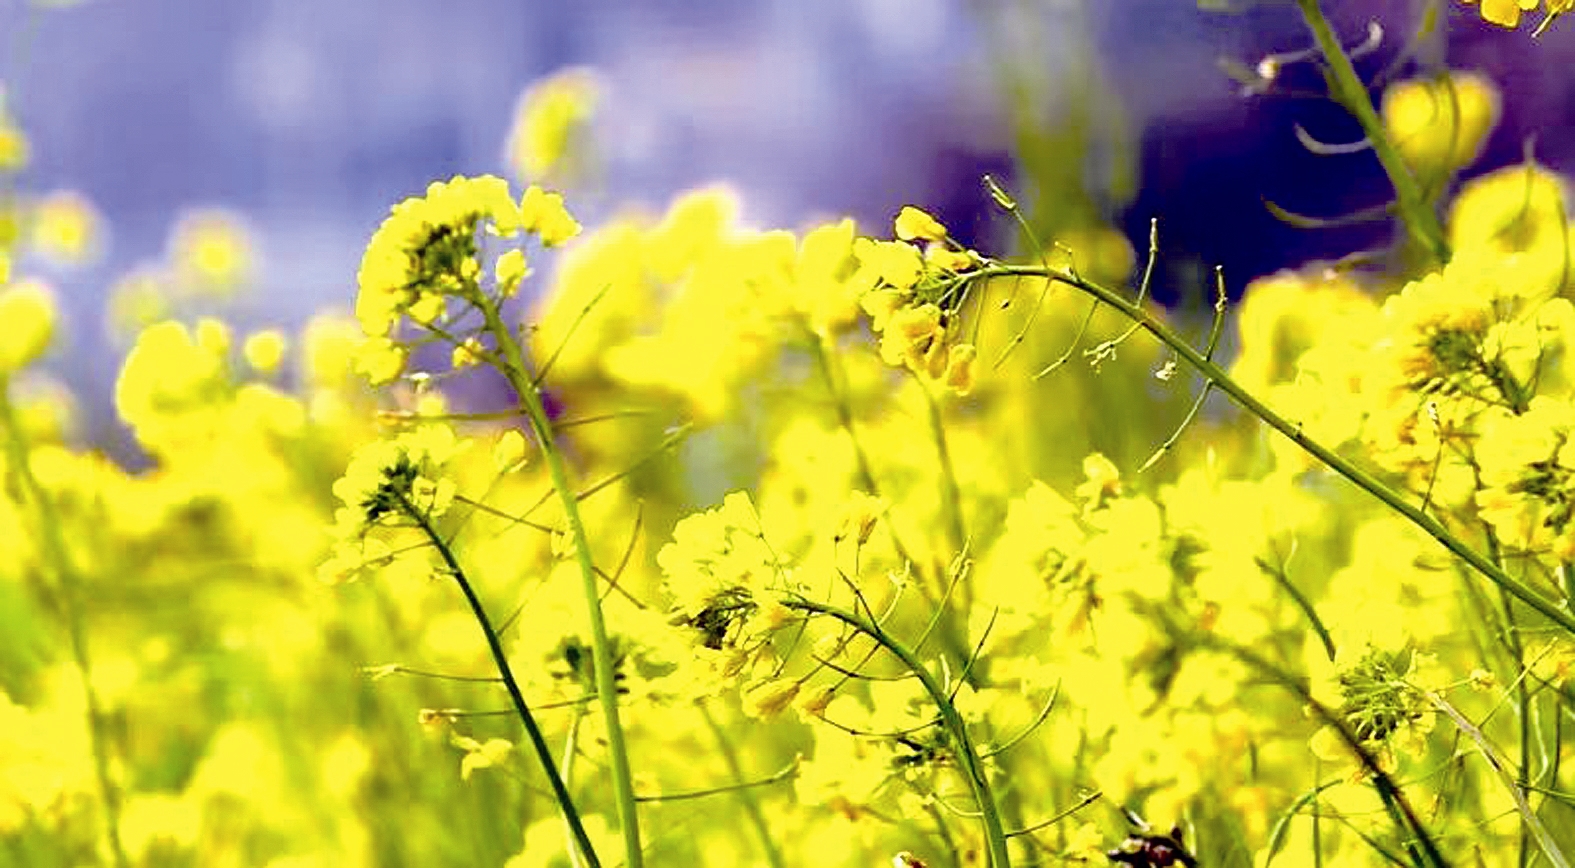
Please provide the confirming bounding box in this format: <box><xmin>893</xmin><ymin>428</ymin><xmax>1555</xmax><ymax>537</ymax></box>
<box><xmin>2</xmin><ymin>0</ymin><xmax>1573</xmax><ymax>426</ymax></box>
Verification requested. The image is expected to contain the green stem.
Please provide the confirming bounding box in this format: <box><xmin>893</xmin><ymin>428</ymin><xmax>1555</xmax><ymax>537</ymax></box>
<box><xmin>980</xmin><ymin>263</ymin><xmax>1575</xmax><ymax>639</ymax></box>
<box><xmin>808</xmin><ymin>338</ymin><xmax>975</xmax><ymax>673</ymax></box>
<box><xmin>1483</xmin><ymin>531</ymin><xmax>1533</xmax><ymax>868</ymax></box>
<box><xmin>401</xmin><ymin>494</ymin><xmax>603</xmax><ymax>868</ymax></box>
<box><xmin>0</xmin><ymin>379</ymin><xmax>129</xmax><ymax>868</ymax></box>
<box><xmin>784</xmin><ymin>598</ymin><xmax>1011</xmax><ymax>868</ymax></box>
<box><xmin>922</xmin><ymin>379</ymin><xmax>967</xmax><ymax>555</ymax></box>
<box><xmin>1195</xmin><ymin>632</ymin><xmax>1449</xmax><ymax>868</ymax></box>
<box><xmin>1294</xmin><ymin>0</ymin><xmax>1450</xmax><ymax>266</ymax></box>
<box><xmin>698</xmin><ymin>703</ymin><xmax>787</xmax><ymax>868</ymax></box>
<box><xmin>476</xmin><ymin>299</ymin><xmax>644</xmax><ymax>868</ymax></box>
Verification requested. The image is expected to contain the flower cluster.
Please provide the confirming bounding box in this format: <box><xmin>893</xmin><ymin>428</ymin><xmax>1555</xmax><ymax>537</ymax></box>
<box><xmin>1309</xmin><ymin>643</ymin><xmax>1441</xmax><ymax>775</ymax></box>
<box><xmin>354</xmin><ymin>174</ymin><xmax>580</xmax><ymax>383</ymax></box>
<box><xmin>656</xmin><ymin>491</ymin><xmax>793</xmax><ymax>689</ymax></box>
<box><xmin>320</xmin><ymin>424</ymin><xmax>463</xmax><ymax>583</ymax></box>
<box><xmin>856</xmin><ymin>207</ymin><xmax>982</xmax><ymax>394</ymax></box>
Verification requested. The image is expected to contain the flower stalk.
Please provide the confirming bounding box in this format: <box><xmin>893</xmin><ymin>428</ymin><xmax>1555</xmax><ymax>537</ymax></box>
<box><xmin>398</xmin><ymin>490</ymin><xmax>603</xmax><ymax>868</ymax></box>
<box><xmin>1294</xmin><ymin>0</ymin><xmax>1450</xmax><ymax>266</ymax></box>
<box><xmin>783</xmin><ymin>596</ymin><xmax>1012</xmax><ymax>868</ymax></box>
<box><xmin>974</xmin><ymin>262</ymin><xmax>1575</xmax><ymax>639</ymax></box>
<box><xmin>473</xmin><ymin>292</ymin><xmax>645</xmax><ymax>868</ymax></box>
<box><xmin>0</xmin><ymin>378</ymin><xmax>130</xmax><ymax>868</ymax></box>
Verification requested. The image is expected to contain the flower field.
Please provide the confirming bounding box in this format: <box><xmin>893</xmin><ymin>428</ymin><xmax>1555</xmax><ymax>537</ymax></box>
<box><xmin>4</xmin><ymin>2</ymin><xmax>1575</xmax><ymax>866</ymax></box>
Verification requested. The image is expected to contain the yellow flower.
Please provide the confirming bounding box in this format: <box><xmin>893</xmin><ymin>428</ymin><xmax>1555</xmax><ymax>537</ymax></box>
<box><xmin>242</xmin><ymin>329</ymin><xmax>287</xmax><ymax>375</ymax></box>
<box><xmin>923</xmin><ymin>241</ymin><xmax>976</xmax><ymax>273</ymax></box>
<box><xmin>519</xmin><ymin>185</ymin><xmax>581</xmax><ymax>246</ymax></box>
<box><xmin>493</xmin><ymin>247</ymin><xmax>530</xmax><ymax>297</ymax></box>
<box><xmin>504</xmin><ymin>66</ymin><xmax>600</xmax><ymax>182</ymax></box>
<box><xmin>1461</xmin><ymin>0</ymin><xmax>1572</xmax><ymax>31</ymax></box>
<box><xmin>330</xmin><ymin>425</ymin><xmax>462</xmax><ymax>532</ymax></box>
<box><xmin>0</xmin><ymin>279</ymin><xmax>57</xmax><ymax>373</ymax></box>
<box><xmin>893</xmin><ymin>205</ymin><xmax>947</xmax><ymax>242</ymax></box>
<box><xmin>942</xmin><ymin>342</ymin><xmax>978</xmax><ymax>395</ymax></box>
<box><xmin>1475</xmin><ymin>397</ymin><xmax>1575</xmax><ymax>558</ymax></box>
<box><xmin>1461</xmin><ymin>0</ymin><xmax>1538</xmax><ymax>27</ymax></box>
<box><xmin>657</xmin><ymin>491</ymin><xmax>786</xmax><ymax>670</ymax></box>
<box><xmin>742</xmin><ymin>677</ymin><xmax>801</xmax><ymax>719</ymax></box>
<box><xmin>1307</xmin><ymin>641</ymin><xmax>1440</xmax><ymax>775</ymax></box>
<box><xmin>353</xmin><ymin>336</ymin><xmax>407</xmax><ymax>385</ymax></box>
<box><xmin>356</xmin><ymin>174</ymin><xmax>523</xmax><ymax>337</ymax></box>
<box><xmin>1074</xmin><ymin>452</ymin><xmax>1121</xmax><ymax>510</ymax></box>
<box><xmin>453</xmin><ymin>735</ymin><xmax>513</xmax><ymax>781</ymax></box>
<box><xmin>793</xmin><ymin>217</ymin><xmax>860</xmax><ymax>336</ymax></box>
<box><xmin>1382</xmin><ymin>72</ymin><xmax>1498</xmax><ymax>175</ymax></box>
<box><xmin>446</xmin><ymin>338</ymin><xmax>477</xmax><ymax>370</ymax></box>
<box><xmin>1448</xmin><ymin>163</ymin><xmax>1572</xmax><ymax>298</ymax></box>
<box><xmin>0</xmin><ymin>109</ymin><xmax>29</xmax><ymax>172</ymax></box>
<box><xmin>168</xmin><ymin>209</ymin><xmax>255</xmax><ymax>295</ymax></box>
<box><xmin>490</xmin><ymin>429</ymin><xmax>529</xmax><ymax>473</ymax></box>
<box><xmin>28</xmin><ymin>190</ymin><xmax>103</xmax><ymax>266</ymax></box>
<box><xmin>854</xmin><ymin>237</ymin><xmax>924</xmax><ymax>291</ymax></box>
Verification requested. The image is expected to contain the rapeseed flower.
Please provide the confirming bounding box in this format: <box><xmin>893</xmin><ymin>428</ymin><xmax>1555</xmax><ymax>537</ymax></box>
<box><xmin>1460</xmin><ymin>0</ymin><xmax>1571</xmax><ymax>31</ymax></box>
<box><xmin>0</xmin><ymin>279</ymin><xmax>56</xmax><ymax>373</ymax></box>
<box><xmin>1307</xmin><ymin>641</ymin><xmax>1442</xmax><ymax>775</ymax></box>
<box><xmin>356</xmin><ymin>174</ymin><xmax>521</xmax><ymax>339</ymax></box>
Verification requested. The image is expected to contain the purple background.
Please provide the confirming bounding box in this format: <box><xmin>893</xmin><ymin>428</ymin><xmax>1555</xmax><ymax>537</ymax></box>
<box><xmin>2</xmin><ymin>0</ymin><xmax>1572</xmax><ymax>420</ymax></box>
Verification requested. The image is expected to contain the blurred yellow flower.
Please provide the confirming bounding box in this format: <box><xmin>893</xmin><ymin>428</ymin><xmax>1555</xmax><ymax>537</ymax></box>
<box><xmin>1382</xmin><ymin>72</ymin><xmax>1498</xmax><ymax>175</ymax></box>
<box><xmin>504</xmin><ymin>66</ymin><xmax>600</xmax><ymax>183</ymax></box>
<box><xmin>243</xmin><ymin>329</ymin><xmax>287</xmax><ymax>375</ymax></box>
<box><xmin>168</xmin><ymin>208</ymin><xmax>256</xmax><ymax>295</ymax></box>
<box><xmin>0</xmin><ymin>109</ymin><xmax>27</xmax><ymax>172</ymax></box>
<box><xmin>28</xmin><ymin>190</ymin><xmax>104</xmax><ymax>266</ymax></box>
<box><xmin>519</xmin><ymin>184</ymin><xmax>581</xmax><ymax>247</ymax></box>
<box><xmin>0</xmin><ymin>279</ymin><xmax>57</xmax><ymax>373</ymax></box>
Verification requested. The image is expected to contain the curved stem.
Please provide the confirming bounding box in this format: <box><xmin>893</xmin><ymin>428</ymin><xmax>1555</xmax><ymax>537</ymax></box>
<box><xmin>476</xmin><ymin>296</ymin><xmax>644</xmax><ymax>868</ymax></box>
<box><xmin>0</xmin><ymin>379</ymin><xmax>129</xmax><ymax>868</ymax></box>
<box><xmin>401</xmin><ymin>494</ymin><xmax>603</xmax><ymax>868</ymax></box>
<box><xmin>1294</xmin><ymin>0</ymin><xmax>1450</xmax><ymax>266</ymax></box>
<box><xmin>783</xmin><ymin>597</ymin><xmax>1012</xmax><ymax>868</ymax></box>
<box><xmin>978</xmin><ymin>263</ymin><xmax>1575</xmax><ymax>639</ymax></box>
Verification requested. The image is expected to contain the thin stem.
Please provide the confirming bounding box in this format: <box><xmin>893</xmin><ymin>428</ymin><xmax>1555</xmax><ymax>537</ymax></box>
<box><xmin>476</xmin><ymin>293</ymin><xmax>645</xmax><ymax>868</ymax></box>
<box><xmin>784</xmin><ymin>597</ymin><xmax>1011</xmax><ymax>868</ymax></box>
<box><xmin>976</xmin><ymin>263</ymin><xmax>1575</xmax><ymax>639</ymax></box>
<box><xmin>1194</xmin><ymin>632</ymin><xmax>1448</xmax><ymax>868</ymax></box>
<box><xmin>697</xmin><ymin>703</ymin><xmax>788</xmax><ymax>868</ymax></box>
<box><xmin>1294</xmin><ymin>0</ymin><xmax>1449</xmax><ymax>266</ymax></box>
<box><xmin>0</xmin><ymin>379</ymin><xmax>129</xmax><ymax>868</ymax></box>
<box><xmin>922</xmin><ymin>378</ymin><xmax>967</xmax><ymax>554</ymax></box>
<box><xmin>1430</xmin><ymin>691</ymin><xmax>1570</xmax><ymax>868</ymax></box>
<box><xmin>400</xmin><ymin>494</ymin><xmax>603</xmax><ymax>868</ymax></box>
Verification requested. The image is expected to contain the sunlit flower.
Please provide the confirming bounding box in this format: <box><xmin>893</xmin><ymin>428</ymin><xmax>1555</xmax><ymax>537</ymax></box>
<box><xmin>356</xmin><ymin>174</ymin><xmax>522</xmax><ymax>337</ymax></box>
<box><xmin>893</xmin><ymin>206</ymin><xmax>947</xmax><ymax>243</ymax></box>
<box><xmin>330</xmin><ymin>424</ymin><xmax>463</xmax><ymax>533</ymax></box>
